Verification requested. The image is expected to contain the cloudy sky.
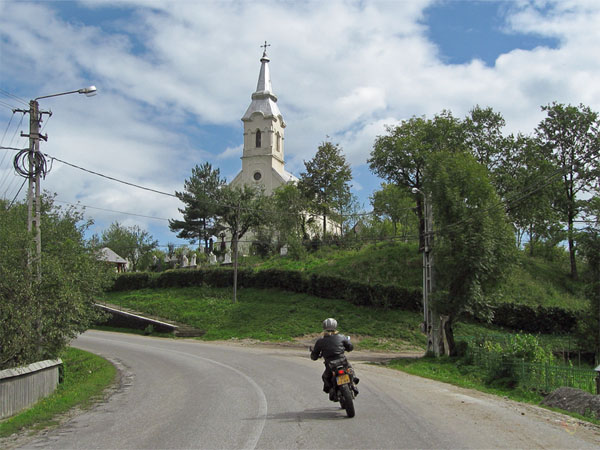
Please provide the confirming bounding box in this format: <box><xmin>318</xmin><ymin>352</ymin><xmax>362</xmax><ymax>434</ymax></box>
<box><xmin>1</xmin><ymin>0</ymin><xmax>599</xmax><ymax>248</ymax></box>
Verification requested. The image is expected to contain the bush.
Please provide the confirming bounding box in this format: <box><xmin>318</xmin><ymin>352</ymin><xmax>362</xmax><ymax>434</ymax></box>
<box><xmin>491</xmin><ymin>303</ymin><xmax>578</xmax><ymax>334</ymax></box>
<box><xmin>470</xmin><ymin>333</ymin><xmax>556</xmax><ymax>388</ymax></box>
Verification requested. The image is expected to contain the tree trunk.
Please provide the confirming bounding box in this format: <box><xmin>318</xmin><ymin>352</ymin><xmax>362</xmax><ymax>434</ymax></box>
<box><xmin>441</xmin><ymin>315</ymin><xmax>457</xmax><ymax>357</ymax></box>
<box><xmin>568</xmin><ymin>217</ymin><xmax>578</xmax><ymax>280</ymax></box>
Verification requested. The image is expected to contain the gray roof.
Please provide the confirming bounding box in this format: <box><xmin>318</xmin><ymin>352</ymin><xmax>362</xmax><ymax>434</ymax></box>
<box><xmin>242</xmin><ymin>51</ymin><xmax>285</xmax><ymax>125</ymax></box>
<box><xmin>97</xmin><ymin>247</ymin><xmax>127</xmax><ymax>264</ymax></box>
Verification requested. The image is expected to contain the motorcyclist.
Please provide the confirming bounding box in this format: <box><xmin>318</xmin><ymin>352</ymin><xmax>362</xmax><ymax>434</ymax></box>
<box><xmin>310</xmin><ymin>318</ymin><xmax>359</xmax><ymax>401</ymax></box>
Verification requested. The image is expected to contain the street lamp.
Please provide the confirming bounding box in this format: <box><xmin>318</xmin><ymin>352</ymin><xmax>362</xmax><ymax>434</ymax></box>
<box><xmin>16</xmin><ymin>86</ymin><xmax>98</xmax><ymax>281</ymax></box>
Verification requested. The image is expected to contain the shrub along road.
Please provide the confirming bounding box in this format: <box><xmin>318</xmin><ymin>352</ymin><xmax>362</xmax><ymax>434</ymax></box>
<box><xmin>13</xmin><ymin>330</ymin><xmax>600</xmax><ymax>449</ymax></box>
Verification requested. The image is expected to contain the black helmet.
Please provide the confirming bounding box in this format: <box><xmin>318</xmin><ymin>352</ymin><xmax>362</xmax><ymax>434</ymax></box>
<box><xmin>322</xmin><ymin>318</ymin><xmax>338</xmax><ymax>332</ymax></box>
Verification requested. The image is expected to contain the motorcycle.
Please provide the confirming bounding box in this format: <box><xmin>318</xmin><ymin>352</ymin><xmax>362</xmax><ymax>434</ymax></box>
<box><xmin>327</xmin><ymin>356</ymin><xmax>357</xmax><ymax>418</ymax></box>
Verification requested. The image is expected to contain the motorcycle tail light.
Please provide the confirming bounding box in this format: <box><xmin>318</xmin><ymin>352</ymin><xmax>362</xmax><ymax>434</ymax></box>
<box><xmin>338</xmin><ymin>369</ymin><xmax>345</xmax><ymax>375</ymax></box>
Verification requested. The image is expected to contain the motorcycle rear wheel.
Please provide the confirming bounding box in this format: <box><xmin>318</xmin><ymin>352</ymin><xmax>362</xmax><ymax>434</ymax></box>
<box><xmin>339</xmin><ymin>385</ymin><xmax>355</xmax><ymax>418</ymax></box>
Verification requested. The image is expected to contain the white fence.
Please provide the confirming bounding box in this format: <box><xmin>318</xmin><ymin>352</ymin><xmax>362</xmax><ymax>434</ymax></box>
<box><xmin>0</xmin><ymin>359</ymin><xmax>62</xmax><ymax>419</ymax></box>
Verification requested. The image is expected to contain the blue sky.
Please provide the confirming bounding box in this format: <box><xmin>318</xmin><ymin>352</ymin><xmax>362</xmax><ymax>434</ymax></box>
<box><xmin>1</xmin><ymin>0</ymin><xmax>599</xmax><ymax>249</ymax></box>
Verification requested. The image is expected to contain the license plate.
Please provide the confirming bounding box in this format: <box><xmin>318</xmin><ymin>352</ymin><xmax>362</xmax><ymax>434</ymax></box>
<box><xmin>336</xmin><ymin>374</ymin><xmax>350</xmax><ymax>385</ymax></box>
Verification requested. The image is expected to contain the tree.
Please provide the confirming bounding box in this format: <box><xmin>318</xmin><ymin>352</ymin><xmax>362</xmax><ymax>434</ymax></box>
<box><xmin>169</xmin><ymin>163</ymin><xmax>226</xmax><ymax>252</ymax></box>
<box><xmin>370</xmin><ymin>183</ymin><xmax>417</xmax><ymax>239</ymax></box>
<box><xmin>496</xmin><ymin>134</ymin><xmax>563</xmax><ymax>252</ymax></box>
<box><xmin>426</xmin><ymin>152</ymin><xmax>515</xmax><ymax>356</ymax></box>
<box><xmin>216</xmin><ymin>184</ymin><xmax>268</xmax><ymax>302</ymax></box>
<box><xmin>0</xmin><ymin>196</ymin><xmax>113</xmax><ymax>370</ymax></box>
<box><xmin>270</xmin><ymin>183</ymin><xmax>311</xmax><ymax>256</ymax></box>
<box><xmin>577</xmin><ymin>196</ymin><xmax>600</xmax><ymax>363</ymax></box>
<box><xmin>463</xmin><ymin>105</ymin><xmax>507</xmax><ymax>174</ymax></box>
<box><xmin>298</xmin><ymin>141</ymin><xmax>352</xmax><ymax>237</ymax></box>
<box><xmin>535</xmin><ymin>102</ymin><xmax>600</xmax><ymax>279</ymax></box>
<box><xmin>98</xmin><ymin>222</ymin><xmax>158</xmax><ymax>271</ymax></box>
<box><xmin>368</xmin><ymin>111</ymin><xmax>464</xmax><ymax>249</ymax></box>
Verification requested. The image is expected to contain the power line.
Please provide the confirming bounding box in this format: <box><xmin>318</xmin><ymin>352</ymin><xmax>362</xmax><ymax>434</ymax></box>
<box><xmin>53</xmin><ymin>199</ymin><xmax>170</xmax><ymax>221</ymax></box>
<box><xmin>0</xmin><ymin>88</ymin><xmax>28</xmax><ymax>106</ymax></box>
<box><xmin>46</xmin><ymin>154</ymin><xmax>178</xmax><ymax>198</ymax></box>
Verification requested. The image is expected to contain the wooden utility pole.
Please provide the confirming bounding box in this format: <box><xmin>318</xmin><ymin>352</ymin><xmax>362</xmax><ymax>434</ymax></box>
<box><xmin>15</xmin><ymin>100</ymin><xmax>49</xmax><ymax>282</ymax></box>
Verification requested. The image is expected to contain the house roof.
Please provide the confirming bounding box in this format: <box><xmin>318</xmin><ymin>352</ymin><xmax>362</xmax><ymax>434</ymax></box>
<box><xmin>97</xmin><ymin>247</ymin><xmax>128</xmax><ymax>264</ymax></box>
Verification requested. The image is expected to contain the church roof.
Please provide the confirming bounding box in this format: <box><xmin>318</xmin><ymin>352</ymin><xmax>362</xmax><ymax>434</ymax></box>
<box><xmin>242</xmin><ymin>49</ymin><xmax>285</xmax><ymax>126</ymax></box>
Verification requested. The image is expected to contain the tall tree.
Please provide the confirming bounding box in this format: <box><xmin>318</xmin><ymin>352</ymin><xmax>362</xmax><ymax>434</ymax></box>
<box><xmin>535</xmin><ymin>102</ymin><xmax>600</xmax><ymax>279</ymax></box>
<box><xmin>368</xmin><ymin>111</ymin><xmax>464</xmax><ymax>248</ymax></box>
<box><xmin>370</xmin><ymin>183</ymin><xmax>416</xmax><ymax>239</ymax></box>
<box><xmin>1</xmin><ymin>196</ymin><xmax>112</xmax><ymax>369</ymax></box>
<box><xmin>270</xmin><ymin>183</ymin><xmax>310</xmax><ymax>246</ymax></box>
<box><xmin>463</xmin><ymin>105</ymin><xmax>507</xmax><ymax>174</ymax></box>
<box><xmin>216</xmin><ymin>184</ymin><xmax>267</xmax><ymax>302</ymax></box>
<box><xmin>576</xmin><ymin>194</ymin><xmax>600</xmax><ymax>362</ymax></box>
<box><xmin>426</xmin><ymin>151</ymin><xmax>515</xmax><ymax>356</ymax></box>
<box><xmin>298</xmin><ymin>141</ymin><xmax>352</xmax><ymax>237</ymax></box>
<box><xmin>497</xmin><ymin>134</ymin><xmax>563</xmax><ymax>252</ymax></box>
<box><xmin>169</xmin><ymin>163</ymin><xmax>226</xmax><ymax>252</ymax></box>
<box><xmin>99</xmin><ymin>222</ymin><xmax>158</xmax><ymax>271</ymax></box>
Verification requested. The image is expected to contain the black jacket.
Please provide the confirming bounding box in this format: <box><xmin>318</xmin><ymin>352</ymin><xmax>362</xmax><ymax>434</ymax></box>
<box><xmin>310</xmin><ymin>333</ymin><xmax>353</xmax><ymax>362</ymax></box>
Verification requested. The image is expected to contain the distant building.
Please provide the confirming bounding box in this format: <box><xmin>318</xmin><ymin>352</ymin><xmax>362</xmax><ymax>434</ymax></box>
<box><xmin>97</xmin><ymin>247</ymin><xmax>128</xmax><ymax>273</ymax></box>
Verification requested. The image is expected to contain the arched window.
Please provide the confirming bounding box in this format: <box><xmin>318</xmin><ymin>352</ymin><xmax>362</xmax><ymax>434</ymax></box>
<box><xmin>255</xmin><ymin>129</ymin><xmax>261</xmax><ymax>148</ymax></box>
<box><xmin>276</xmin><ymin>132</ymin><xmax>281</xmax><ymax>152</ymax></box>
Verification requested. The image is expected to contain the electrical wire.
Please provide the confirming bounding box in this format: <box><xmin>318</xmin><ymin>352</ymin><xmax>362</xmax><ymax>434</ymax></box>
<box><xmin>0</xmin><ymin>88</ymin><xmax>28</xmax><ymax>106</ymax></box>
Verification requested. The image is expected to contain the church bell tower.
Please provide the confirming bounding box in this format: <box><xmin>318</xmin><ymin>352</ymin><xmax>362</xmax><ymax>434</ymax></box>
<box><xmin>231</xmin><ymin>43</ymin><xmax>294</xmax><ymax>195</ymax></box>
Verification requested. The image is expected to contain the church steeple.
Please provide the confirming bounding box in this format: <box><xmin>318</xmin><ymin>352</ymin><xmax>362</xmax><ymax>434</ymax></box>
<box><xmin>242</xmin><ymin>42</ymin><xmax>285</xmax><ymax>126</ymax></box>
<box><xmin>232</xmin><ymin>43</ymin><xmax>295</xmax><ymax>197</ymax></box>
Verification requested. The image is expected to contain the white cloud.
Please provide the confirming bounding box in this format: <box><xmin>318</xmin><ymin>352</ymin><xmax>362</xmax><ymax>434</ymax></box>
<box><xmin>1</xmin><ymin>0</ymin><xmax>599</xmax><ymax>244</ymax></box>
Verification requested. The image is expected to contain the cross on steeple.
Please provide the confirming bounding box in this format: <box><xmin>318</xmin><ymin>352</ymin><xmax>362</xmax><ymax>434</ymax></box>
<box><xmin>260</xmin><ymin>41</ymin><xmax>271</xmax><ymax>56</ymax></box>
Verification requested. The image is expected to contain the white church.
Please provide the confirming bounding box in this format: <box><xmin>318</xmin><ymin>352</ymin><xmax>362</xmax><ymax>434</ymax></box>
<box><xmin>222</xmin><ymin>45</ymin><xmax>340</xmax><ymax>256</ymax></box>
<box><xmin>230</xmin><ymin>45</ymin><xmax>298</xmax><ymax>193</ymax></box>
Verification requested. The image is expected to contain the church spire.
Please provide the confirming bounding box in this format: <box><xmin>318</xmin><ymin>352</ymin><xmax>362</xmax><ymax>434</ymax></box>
<box><xmin>242</xmin><ymin>42</ymin><xmax>284</xmax><ymax>126</ymax></box>
<box><xmin>256</xmin><ymin>41</ymin><xmax>273</xmax><ymax>94</ymax></box>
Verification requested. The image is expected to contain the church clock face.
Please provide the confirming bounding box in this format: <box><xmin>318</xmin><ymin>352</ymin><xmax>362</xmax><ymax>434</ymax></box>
<box><xmin>253</xmin><ymin>171</ymin><xmax>262</xmax><ymax>181</ymax></box>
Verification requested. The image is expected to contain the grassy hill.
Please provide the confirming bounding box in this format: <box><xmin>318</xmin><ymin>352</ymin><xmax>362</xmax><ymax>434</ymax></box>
<box><xmin>250</xmin><ymin>241</ymin><xmax>588</xmax><ymax>312</ymax></box>
<box><xmin>101</xmin><ymin>241</ymin><xmax>589</xmax><ymax>353</ymax></box>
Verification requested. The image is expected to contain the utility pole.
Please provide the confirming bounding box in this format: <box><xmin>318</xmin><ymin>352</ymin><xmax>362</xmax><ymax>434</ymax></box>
<box><xmin>13</xmin><ymin>86</ymin><xmax>97</xmax><ymax>283</ymax></box>
<box><xmin>232</xmin><ymin>198</ymin><xmax>241</xmax><ymax>303</ymax></box>
<box><xmin>413</xmin><ymin>188</ymin><xmax>440</xmax><ymax>356</ymax></box>
<box><xmin>14</xmin><ymin>100</ymin><xmax>50</xmax><ymax>281</ymax></box>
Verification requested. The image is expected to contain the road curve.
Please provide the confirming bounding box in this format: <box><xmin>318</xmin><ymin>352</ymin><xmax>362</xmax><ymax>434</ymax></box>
<box><xmin>12</xmin><ymin>330</ymin><xmax>600</xmax><ymax>449</ymax></box>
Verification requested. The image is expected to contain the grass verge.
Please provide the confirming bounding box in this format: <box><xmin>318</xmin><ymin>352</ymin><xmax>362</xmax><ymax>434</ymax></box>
<box><xmin>0</xmin><ymin>347</ymin><xmax>117</xmax><ymax>439</ymax></box>
<box><xmin>386</xmin><ymin>356</ymin><xmax>600</xmax><ymax>425</ymax></box>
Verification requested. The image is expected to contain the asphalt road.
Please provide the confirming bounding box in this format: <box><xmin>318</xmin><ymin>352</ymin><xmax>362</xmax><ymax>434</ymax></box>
<box><xmin>11</xmin><ymin>330</ymin><xmax>600</xmax><ymax>449</ymax></box>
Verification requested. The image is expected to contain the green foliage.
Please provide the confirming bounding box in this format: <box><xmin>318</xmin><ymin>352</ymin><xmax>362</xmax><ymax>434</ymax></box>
<box><xmin>427</xmin><ymin>151</ymin><xmax>516</xmax><ymax>323</ymax></box>
<box><xmin>536</xmin><ymin>102</ymin><xmax>600</xmax><ymax>279</ymax></box>
<box><xmin>95</xmin><ymin>221</ymin><xmax>158</xmax><ymax>271</ymax></box>
<box><xmin>370</xmin><ymin>183</ymin><xmax>418</xmax><ymax>239</ymax></box>
<box><xmin>298</xmin><ymin>141</ymin><xmax>353</xmax><ymax>236</ymax></box>
<box><xmin>109</xmin><ymin>266</ymin><xmax>422</xmax><ymax>312</ymax></box>
<box><xmin>0</xmin><ymin>197</ymin><xmax>113</xmax><ymax>370</ymax></box>
<box><xmin>169</xmin><ymin>162</ymin><xmax>226</xmax><ymax>251</ymax></box>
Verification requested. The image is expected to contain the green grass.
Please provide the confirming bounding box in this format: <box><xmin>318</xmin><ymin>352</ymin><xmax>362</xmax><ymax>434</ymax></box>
<box><xmin>0</xmin><ymin>347</ymin><xmax>117</xmax><ymax>438</ymax></box>
<box><xmin>385</xmin><ymin>356</ymin><xmax>600</xmax><ymax>425</ymax></box>
<box><xmin>496</xmin><ymin>253</ymin><xmax>587</xmax><ymax>311</ymax></box>
<box><xmin>254</xmin><ymin>241</ymin><xmax>423</xmax><ymax>289</ymax></box>
<box><xmin>100</xmin><ymin>285</ymin><xmax>427</xmax><ymax>350</ymax></box>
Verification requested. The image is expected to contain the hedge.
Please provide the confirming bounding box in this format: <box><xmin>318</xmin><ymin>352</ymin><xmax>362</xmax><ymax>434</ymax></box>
<box><xmin>109</xmin><ymin>268</ymin><xmax>420</xmax><ymax>311</ymax></box>
<box><xmin>109</xmin><ymin>268</ymin><xmax>578</xmax><ymax>333</ymax></box>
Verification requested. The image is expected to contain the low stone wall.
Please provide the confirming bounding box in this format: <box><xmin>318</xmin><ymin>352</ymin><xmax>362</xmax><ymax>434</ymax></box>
<box><xmin>0</xmin><ymin>359</ymin><xmax>62</xmax><ymax>420</ymax></box>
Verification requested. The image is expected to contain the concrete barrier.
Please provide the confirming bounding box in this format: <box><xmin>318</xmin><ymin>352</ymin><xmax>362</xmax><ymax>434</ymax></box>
<box><xmin>0</xmin><ymin>359</ymin><xmax>62</xmax><ymax>419</ymax></box>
